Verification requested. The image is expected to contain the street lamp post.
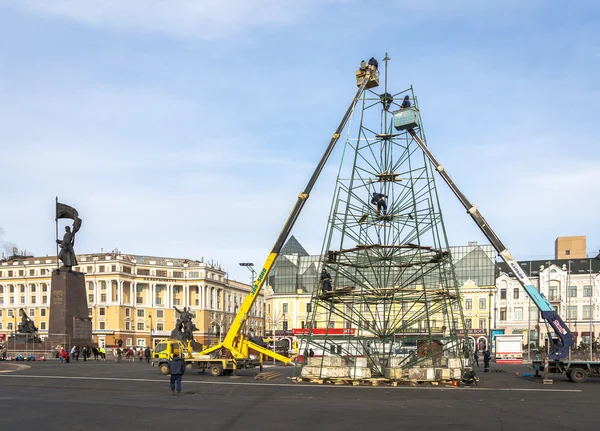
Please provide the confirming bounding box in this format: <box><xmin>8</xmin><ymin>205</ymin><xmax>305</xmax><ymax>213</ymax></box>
<box><xmin>148</xmin><ymin>314</ymin><xmax>153</xmax><ymax>348</ymax></box>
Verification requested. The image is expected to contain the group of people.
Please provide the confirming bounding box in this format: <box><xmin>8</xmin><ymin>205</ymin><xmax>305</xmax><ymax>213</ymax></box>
<box><xmin>112</xmin><ymin>345</ymin><xmax>152</xmax><ymax>363</ymax></box>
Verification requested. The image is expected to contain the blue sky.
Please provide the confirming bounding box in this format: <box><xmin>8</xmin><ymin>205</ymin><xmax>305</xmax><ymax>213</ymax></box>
<box><xmin>0</xmin><ymin>0</ymin><xmax>599</xmax><ymax>282</ymax></box>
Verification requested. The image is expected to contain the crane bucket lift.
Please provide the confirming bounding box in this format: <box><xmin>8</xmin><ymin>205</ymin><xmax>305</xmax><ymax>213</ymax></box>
<box><xmin>198</xmin><ymin>68</ymin><xmax>377</xmax><ymax>366</ymax></box>
<box><xmin>392</xmin><ymin>108</ymin><xmax>574</xmax><ymax>361</ymax></box>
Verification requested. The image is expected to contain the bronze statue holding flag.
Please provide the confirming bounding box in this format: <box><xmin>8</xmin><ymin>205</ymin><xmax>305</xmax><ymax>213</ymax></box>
<box><xmin>55</xmin><ymin>199</ymin><xmax>82</xmax><ymax>271</ymax></box>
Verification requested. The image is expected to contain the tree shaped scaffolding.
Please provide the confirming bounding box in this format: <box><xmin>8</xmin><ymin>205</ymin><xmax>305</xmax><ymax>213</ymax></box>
<box><xmin>300</xmin><ymin>56</ymin><xmax>468</xmax><ymax>381</ymax></box>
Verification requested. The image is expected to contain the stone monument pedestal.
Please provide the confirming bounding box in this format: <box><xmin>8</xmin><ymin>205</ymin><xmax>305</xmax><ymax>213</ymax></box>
<box><xmin>48</xmin><ymin>269</ymin><xmax>92</xmax><ymax>349</ymax></box>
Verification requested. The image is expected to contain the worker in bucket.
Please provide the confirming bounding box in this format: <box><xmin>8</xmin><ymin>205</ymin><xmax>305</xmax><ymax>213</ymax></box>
<box><xmin>371</xmin><ymin>192</ymin><xmax>388</xmax><ymax>216</ymax></box>
<box><xmin>368</xmin><ymin>57</ymin><xmax>378</xmax><ymax>72</ymax></box>
<box><xmin>401</xmin><ymin>95</ymin><xmax>411</xmax><ymax>109</ymax></box>
<box><xmin>320</xmin><ymin>268</ymin><xmax>332</xmax><ymax>293</ymax></box>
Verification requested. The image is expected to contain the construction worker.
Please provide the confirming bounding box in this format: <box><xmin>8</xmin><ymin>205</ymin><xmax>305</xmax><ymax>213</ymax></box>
<box><xmin>401</xmin><ymin>95</ymin><xmax>411</xmax><ymax>109</ymax></box>
<box><xmin>359</xmin><ymin>60</ymin><xmax>367</xmax><ymax>71</ymax></box>
<box><xmin>368</xmin><ymin>57</ymin><xmax>378</xmax><ymax>72</ymax></box>
<box><xmin>320</xmin><ymin>268</ymin><xmax>332</xmax><ymax>293</ymax></box>
<box><xmin>371</xmin><ymin>192</ymin><xmax>388</xmax><ymax>216</ymax></box>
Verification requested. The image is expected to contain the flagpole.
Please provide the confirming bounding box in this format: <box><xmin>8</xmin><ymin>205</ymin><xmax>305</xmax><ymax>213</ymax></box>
<box><xmin>55</xmin><ymin>196</ymin><xmax>59</xmax><ymax>270</ymax></box>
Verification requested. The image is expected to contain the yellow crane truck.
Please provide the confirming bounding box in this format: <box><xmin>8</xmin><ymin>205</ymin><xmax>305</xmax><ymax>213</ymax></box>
<box><xmin>153</xmin><ymin>65</ymin><xmax>376</xmax><ymax>376</ymax></box>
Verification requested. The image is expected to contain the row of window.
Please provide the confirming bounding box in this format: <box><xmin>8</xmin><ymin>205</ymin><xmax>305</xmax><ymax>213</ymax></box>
<box><xmin>499</xmin><ymin>285</ymin><xmax>593</xmax><ymax>300</ymax></box>
<box><xmin>0</xmin><ymin>321</ymin><xmax>47</xmax><ymax>330</ymax></box>
<box><xmin>0</xmin><ymin>308</ymin><xmax>46</xmax><ymax>318</ymax></box>
<box><xmin>0</xmin><ymin>266</ymin><xmax>222</xmax><ymax>280</ymax></box>
<box><xmin>0</xmin><ymin>284</ymin><xmax>48</xmax><ymax>294</ymax></box>
<box><xmin>464</xmin><ymin>298</ymin><xmax>488</xmax><ymax>310</ymax></box>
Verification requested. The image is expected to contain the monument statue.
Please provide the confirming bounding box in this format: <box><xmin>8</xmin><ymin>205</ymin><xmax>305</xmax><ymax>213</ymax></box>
<box><xmin>55</xmin><ymin>200</ymin><xmax>82</xmax><ymax>270</ymax></box>
<box><xmin>171</xmin><ymin>306</ymin><xmax>198</xmax><ymax>343</ymax></box>
<box><xmin>17</xmin><ymin>308</ymin><xmax>38</xmax><ymax>334</ymax></box>
<box><xmin>48</xmin><ymin>198</ymin><xmax>92</xmax><ymax>351</ymax></box>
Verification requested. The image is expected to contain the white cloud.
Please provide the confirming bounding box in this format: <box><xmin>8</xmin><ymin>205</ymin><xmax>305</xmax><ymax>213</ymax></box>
<box><xmin>9</xmin><ymin>0</ymin><xmax>319</xmax><ymax>39</ymax></box>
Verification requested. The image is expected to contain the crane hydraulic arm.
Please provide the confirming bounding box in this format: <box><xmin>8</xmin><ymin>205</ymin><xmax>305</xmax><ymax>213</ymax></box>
<box><xmin>199</xmin><ymin>71</ymin><xmax>374</xmax><ymax>362</ymax></box>
<box><xmin>406</xmin><ymin>128</ymin><xmax>573</xmax><ymax>361</ymax></box>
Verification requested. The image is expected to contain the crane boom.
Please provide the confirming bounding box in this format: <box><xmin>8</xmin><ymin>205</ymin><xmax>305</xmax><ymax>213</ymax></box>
<box><xmin>406</xmin><ymin>128</ymin><xmax>574</xmax><ymax>360</ymax></box>
<box><xmin>199</xmin><ymin>70</ymin><xmax>374</xmax><ymax>361</ymax></box>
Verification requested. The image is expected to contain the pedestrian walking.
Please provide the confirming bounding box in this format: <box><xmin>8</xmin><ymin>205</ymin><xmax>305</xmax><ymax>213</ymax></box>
<box><xmin>138</xmin><ymin>348</ymin><xmax>144</xmax><ymax>363</ymax></box>
<box><xmin>473</xmin><ymin>350</ymin><xmax>479</xmax><ymax>367</ymax></box>
<box><xmin>144</xmin><ymin>346</ymin><xmax>151</xmax><ymax>364</ymax></box>
<box><xmin>168</xmin><ymin>353</ymin><xmax>186</xmax><ymax>396</ymax></box>
<box><xmin>309</xmin><ymin>348</ymin><xmax>315</xmax><ymax>358</ymax></box>
<box><xmin>483</xmin><ymin>349</ymin><xmax>491</xmax><ymax>372</ymax></box>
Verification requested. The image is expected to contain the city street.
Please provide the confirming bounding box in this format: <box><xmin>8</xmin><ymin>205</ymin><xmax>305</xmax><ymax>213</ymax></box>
<box><xmin>0</xmin><ymin>361</ymin><xmax>598</xmax><ymax>431</ymax></box>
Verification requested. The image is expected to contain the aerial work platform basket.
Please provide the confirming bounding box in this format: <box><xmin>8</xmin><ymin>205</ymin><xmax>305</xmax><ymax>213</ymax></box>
<box><xmin>355</xmin><ymin>68</ymin><xmax>379</xmax><ymax>89</ymax></box>
<box><xmin>393</xmin><ymin>106</ymin><xmax>419</xmax><ymax>131</ymax></box>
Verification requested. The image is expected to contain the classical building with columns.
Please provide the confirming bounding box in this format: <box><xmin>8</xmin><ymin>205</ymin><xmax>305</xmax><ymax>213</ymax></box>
<box><xmin>0</xmin><ymin>252</ymin><xmax>264</xmax><ymax>348</ymax></box>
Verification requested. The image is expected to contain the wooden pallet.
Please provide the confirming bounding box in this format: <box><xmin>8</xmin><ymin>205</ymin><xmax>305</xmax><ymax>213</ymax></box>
<box><xmin>254</xmin><ymin>371</ymin><xmax>281</xmax><ymax>381</ymax></box>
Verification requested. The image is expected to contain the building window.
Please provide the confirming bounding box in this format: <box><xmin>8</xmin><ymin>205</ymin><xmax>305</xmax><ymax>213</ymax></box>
<box><xmin>465</xmin><ymin>299</ymin><xmax>472</xmax><ymax>310</ymax></box>
<box><xmin>41</xmin><ymin>309</ymin><xmax>46</xmax><ymax>317</ymax></box>
<box><xmin>565</xmin><ymin>250</ymin><xmax>571</xmax><ymax>255</ymax></box>
<box><xmin>157</xmin><ymin>323</ymin><xmax>164</xmax><ymax>331</ymax></box>
<box><xmin>173</xmin><ymin>299</ymin><xmax>180</xmax><ymax>306</ymax></box>
<box><xmin>529</xmin><ymin>306</ymin><xmax>538</xmax><ymax>320</ymax></box>
<box><xmin>125</xmin><ymin>322</ymin><xmax>131</xmax><ymax>330</ymax></box>
<box><xmin>173</xmin><ymin>271</ymin><xmax>183</xmax><ymax>278</ymax></box>
<box><xmin>99</xmin><ymin>322</ymin><xmax>106</xmax><ymax>330</ymax></box>
<box><xmin>88</xmin><ymin>294</ymin><xmax>94</xmax><ymax>303</ymax></box>
<box><xmin>514</xmin><ymin>307</ymin><xmax>523</xmax><ymax>320</ymax></box>
<box><xmin>465</xmin><ymin>318</ymin><xmax>472</xmax><ymax>329</ymax></box>
<box><xmin>19</xmin><ymin>270</ymin><xmax>24</xmax><ymax>277</ymax></box>
<box><xmin>478</xmin><ymin>298</ymin><xmax>486</xmax><ymax>310</ymax></box>
<box><xmin>500</xmin><ymin>289</ymin><xmax>506</xmax><ymax>300</ymax></box>
<box><xmin>157</xmin><ymin>310</ymin><xmax>164</xmax><ymax>318</ymax></box>
<box><xmin>479</xmin><ymin>318</ymin><xmax>486</xmax><ymax>329</ymax></box>
<box><xmin>99</xmin><ymin>266</ymin><xmax>105</xmax><ymax>273</ymax></box>
<box><xmin>513</xmin><ymin>288</ymin><xmax>519</xmax><ymax>299</ymax></box>
<box><xmin>136</xmin><ymin>297</ymin><xmax>144</xmax><ymax>304</ymax></box>
<box><xmin>99</xmin><ymin>308</ymin><xmax>106</xmax><ymax>316</ymax></box>
<box><xmin>549</xmin><ymin>287</ymin><xmax>558</xmax><ymax>301</ymax></box>
<box><xmin>583</xmin><ymin>305</ymin><xmax>592</xmax><ymax>319</ymax></box>
<box><xmin>138</xmin><ymin>269</ymin><xmax>150</xmax><ymax>276</ymax></box>
<box><xmin>42</xmin><ymin>284</ymin><xmax>47</xmax><ymax>292</ymax></box>
<box><xmin>282</xmin><ymin>303</ymin><xmax>289</xmax><ymax>313</ymax></box>
<box><xmin>40</xmin><ymin>322</ymin><xmax>46</xmax><ymax>330</ymax></box>
<box><xmin>189</xmin><ymin>271</ymin><xmax>199</xmax><ymax>278</ymax></box>
<box><xmin>568</xmin><ymin>306</ymin><xmax>577</xmax><ymax>320</ymax></box>
<box><xmin>111</xmin><ymin>265</ymin><xmax>117</xmax><ymax>272</ymax></box>
<box><xmin>86</xmin><ymin>266</ymin><xmax>92</xmax><ymax>273</ymax></box>
<box><xmin>156</xmin><ymin>270</ymin><xmax>167</xmax><ymax>277</ymax></box>
<box><xmin>41</xmin><ymin>269</ymin><xmax>47</xmax><ymax>275</ymax></box>
<box><xmin>306</xmin><ymin>302</ymin><xmax>312</xmax><ymax>313</ymax></box>
<box><xmin>584</xmin><ymin>285</ymin><xmax>592</xmax><ymax>297</ymax></box>
<box><xmin>30</xmin><ymin>285</ymin><xmax>36</xmax><ymax>293</ymax></box>
<box><xmin>569</xmin><ymin>286</ymin><xmax>577</xmax><ymax>298</ymax></box>
<box><xmin>137</xmin><ymin>323</ymin><xmax>144</xmax><ymax>331</ymax></box>
<box><xmin>101</xmin><ymin>294</ymin><xmax>107</xmax><ymax>302</ymax></box>
<box><xmin>0</xmin><ymin>322</ymin><xmax>2</xmax><ymax>329</ymax></box>
<box><xmin>7</xmin><ymin>322</ymin><xmax>13</xmax><ymax>330</ymax></box>
<box><xmin>137</xmin><ymin>309</ymin><xmax>144</xmax><ymax>317</ymax></box>
<box><xmin>30</xmin><ymin>296</ymin><xmax>36</xmax><ymax>304</ymax></box>
<box><xmin>42</xmin><ymin>296</ymin><xmax>47</xmax><ymax>304</ymax></box>
<box><xmin>125</xmin><ymin>308</ymin><xmax>130</xmax><ymax>317</ymax></box>
<box><xmin>19</xmin><ymin>285</ymin><xmax>25</xmax><ymax>293</ymax></box>
<box><xmin>20</xmin><ymin>297</ymin><xmax>25</xmax><ymax>305</ymax></box>
<box><xmin>500</xmin><ymin>308</ymin><xmax>507</xmax><ymax>321</ymax></box>
<box><xmin>155</xmin><ymin>297</ymin><xmax>162</xmax><ymax>305</ymax></box>
<box><xmin>29</xmin><ymin>269</ymin><xmax>35</xmax><ymax>276</ymax></box>
<box><xmin>88</xmin><ymin>282</ymin><xmax>94</xmax><ymax>291</ymax></box>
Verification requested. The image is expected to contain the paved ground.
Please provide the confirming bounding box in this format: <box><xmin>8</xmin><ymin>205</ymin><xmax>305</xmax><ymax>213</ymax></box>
<box><xmin>0</xmin><ymin>360</ymin><xmax>598</xmax><ymax>431</ymax></box>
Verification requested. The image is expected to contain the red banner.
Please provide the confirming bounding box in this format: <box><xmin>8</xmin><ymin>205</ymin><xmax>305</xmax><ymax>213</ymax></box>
<box><xmin>292</xmin><ymin>328</ymin><xmax>356</xmax><ymax>336</ymax></box>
